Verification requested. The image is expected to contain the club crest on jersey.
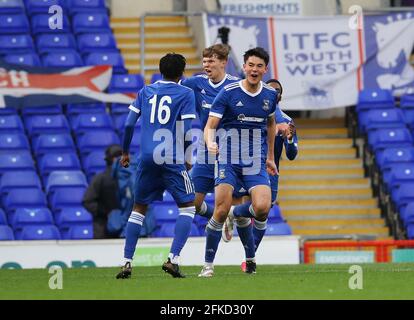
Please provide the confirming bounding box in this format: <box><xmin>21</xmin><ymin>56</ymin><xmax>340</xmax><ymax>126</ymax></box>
<box><xmin>219</xmin><ymin>169</ymin><xmax>226</xmax><ymax>179</ymax></box>
<box><xmin>262</xmin><ymin>100</ymin><xmax>270</xmax><ymax>111</ymax></box>
<box><xmin>237</xmin><ymin>114</ymin><xmax>246</xmax><ymax>121</ymax></box>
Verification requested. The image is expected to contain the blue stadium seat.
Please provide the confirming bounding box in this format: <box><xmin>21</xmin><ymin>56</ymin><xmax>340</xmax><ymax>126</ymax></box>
<box><xmin>375</xmin><ymin>147</ymin><xmax>414</xmax><ymax>171</ymax></box>
<box><xmin>0</xmin><ymin>225</ymin><xmax>14</xmax><ymax>240</ymax></box>
<box><xmin>41</xmin><ymin>50</ymin><xmax>84</xmax><ymax>68</ymax></box>
<box><xmin>0</xmin><ymin>34</ymin><xmax>34</xmax><ymax>54</ymax></box>
<box><xmin>38</xmin><ymin>152</ymin><xmax>81</xmax><ymax>182</ymax></box>
<box><xmin>32</xmin><ymin>133</ymin><xmax>76</xmax><ymax>156</ymax></box>
<box><xmin>400</xmin><ymin>202</ymin><xmax>414</xmax><ymax>228</ymax></box>
<box><xmin>391</xmin><ymin>183</ymin><xmax>414</xmax><ymax>212</ymax></box>
<box><xmin>268</xmin><ymin>205</ymin><xmax>284</xmax><ymax>223</ymax></box>
<box><xmin>36</xmin><ymin>33</ymin><xmax>77</xmax><ymax>54</ymax></box>
<box><xmin>108</xmin><ymin>74</ymin><xmax>144</xmax><ymax>93</ymax></box>
<box><xmin>0</xmin><ymin>114</ymin><xmax>24</xmax><ymax>132</ymax></box>
<box><xmin>54</xmin><ymin>206</ymin><xmax>92</xmax><ymax>228</ymax></box>
<box><xmin>4</xmin><ymin>52</ymin><xmax>40</xmax><ymax>66</ymax></box>
<box><xmin>83</xmin><ymin>51</ymin><xmax>126</xmax><ymax>74</ymax></box>
<box><xmin>81</xmin><ymin>151</ymin><xmax>106</xmax><ymax>180</ymax></box>
<box><xmin>49</xmin><ymin>187</ymin><xmax>86</xmax><ymax>212</ymax></box>
<box><xmin>72</xmin><ymin>12</ymin><xmax>110</xmax><ymax>34</ymax></box>
<box><xmin>119</xmin><ymin>128</ymin><xmax>140</xmax><ymax>153</ymax></box>
<box><xmin>153</xmin><ymin>204</ymin><xmax>179</xmax><ymax>225</ymax></box>
<box><xmin>358</xmin><ymin>108</ymin><xmax>405</xmax><ymax>134</ymax></box>
<box><xmin>15</xmin><ymin>224</ymin><xmax>60</xmax><ymax>240</ymax></box>
<box><xmin>3</xmin><ymin>188</ymin><xmax>47</xmax><ymax>213</ymax></box>
<box><xmin>400</xmin><ymin>94</ymin><xmax>414</xmax><ymax>127</ymax></box>
<box><xmin>76</xmin><ymin>130</ymin><xmax>120</xmax><ymax>155</ymax></box>
<box><xmin>45</xmin><ymin>170</ymin><xmax>88</xmax><ymax>195</ymax></box>
<box><xmin>69</xmin><ymin>0</ymin><xmax>107</xmax><ymax>15</ymax></box>
<box><xmin>388</xmin><ymin>164</ymin><xmax>414</xmax><ymax>193</ymax></box>
<box><xmin>77</xmin><ymin>32</ymin><xmax>117</xmax><ymax>54</ymax></box>
<box><xmin>356</xmin><ymin>89</ymin><xmax>395</xmax><ymax>113</ymax></box>
<box><xmin>265</xmin><ymin>223</ymin><xmax>292</xmax><ymax>235</ymax></box>
<box><xmin>71</xmin><ymin>113</ymin><xmax>114</xmax><ymax>136</ymax></box>
<box><xmin>66</xmin><ymin>102</ymin><xmax>106</xmax><ymax>122</ymax></box>
<box><xmin>0</xmin><ymin>208</ymin><xmax>7</xmax><ymax>225</ymax></box>
<box><xmin>9</xmin><ymin>207</ymin><xmax>53</xmax><ymax>229</ymax></box>
<box><xmin>0</xmin><ymin>0</ymin><xmax>24</xmax><ymax>14</ymax></box>
<box><xmin>111</xmin><ymin>103</ymin><xmax>130</xmax><ymax>114</ymax></box>
<box><xmin>30</xmin><ymin>13</ymin><xmax>71</xmax><ymax>35</ymax></box>
<box><xmin>113</xmin><ymin>113</ymin><xmax>140</xmax><ymax>133</ymax></box>
<box><xmin>0</xmin><ymin>171</ymin><xmax>42</xmax><ymax>195</ymax></box>
<box><xmin>0</xmin><ymin>133</ymin><xmax>30</xmax><ymax>152</ymax></box>
<box><xmin>0</xmin><ymin>152</ymin><xmax>35</xmax><ymax>173</ymax></box>
<box><xmin>0</xmin><ymin>13</ymin><xmax>29</xmax><ymax>34</ymax></box>
<box><xmin>162</xmin><ymin>191</ymin><xmax>175</xmax><ymax>204</ymax></box>
<box><xmin>24</xmin><ymin>114</ymin><xmax>70</xmax><ymax>137</ymax></box>
<box><xmin>150</xmin><ymin>73</ymin><xmax>162</xmax><ymax>84</ymax></box>
<box><xmin>153</xmin><ymin>222</ymin><xmax>199</xmax><ymax>238</ymax></box>
<box><xmin>25</xmin><ymin>0</ymin><xmax>68</xmax><ymax>15</ymax></box>
<box><xmin>0</xmin><ymin>107</ymin><xmax>17</xmax><ymax>115</ymax></box>
<box><xmin>61</xmin><ymin>224</ymin><xmax>93</xmax><ymax>239</ymax></box>
<box><xmin>367</xmin><ymin>128</ymin><xmax>413</xmax><ymax>152</ymax></box>
<box><xmin>407</xmin><ymin>224</ymin><xmax>414</xmax><ymax>239</ymax></box>
<box><xmin>21</xmin><ymin>104</ymin><xmax>63</xmax><ymax>116</ymax></box>
<box><xmin>382</xmin><ymin>162</ymin><xmax>414</xmax><ymax>190</ymax></box>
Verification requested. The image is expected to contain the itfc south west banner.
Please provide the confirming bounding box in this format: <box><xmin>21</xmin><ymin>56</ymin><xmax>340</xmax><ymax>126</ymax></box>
<box><xmin>0</xmin><ymin>62</ymin><xmax>134</xmax><ymax>108</ymax></box>
<box><xmin>205</xmin><ymin>12</ymin><xmax>414</xmax><ymax>110</ymax></box>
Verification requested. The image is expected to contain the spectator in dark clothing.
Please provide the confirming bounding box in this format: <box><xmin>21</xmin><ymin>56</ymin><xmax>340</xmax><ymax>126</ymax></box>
<box><xmin>83</xmin><ymin>144</ymin><xmax>123</xmax><ymax>239</ymax></box>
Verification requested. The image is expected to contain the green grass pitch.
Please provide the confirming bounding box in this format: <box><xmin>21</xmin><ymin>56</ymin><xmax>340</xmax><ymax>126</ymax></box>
<box><xmin>1</xmin><ymin>263</ymin><xmax>413</xmax><ymax>300</ymax></box>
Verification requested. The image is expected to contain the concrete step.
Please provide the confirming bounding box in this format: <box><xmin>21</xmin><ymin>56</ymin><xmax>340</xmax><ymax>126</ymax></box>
<box><xmin>111</xmin><ymin>21</ymin><xmax>187</xmax><ymax>28</ymax></box>
<box><xmin>123</xmin><ymin>52</ymin><xmax>199</xmax><ymax>60</ymax></box>
<box><xmin>295</xmin><ymin>148</ymin><xmax>356</xmax><ymax>159</ymax></box>
<box><xmin>280</xmin><ymin>158</ymin><xmax>363</xmax><ymax>170</ymax></box>
<box><xmin>278</xmin><ymin>188</ymin><xmax>372</xmax><ymax>200</ymax></box>
<box><xmin>299</xmin><ymin>128</ymin><xmax>348</xmax><ymax>139</ymax></box>
<box><xmin>115</xmin><ymin>33</ymin><xmax>192</xmax><ymax>40</ymax></box>
<box><xmin>113</xmin><ymin>26</ymin><xmax>191</xmax><ymax>34</ymax></box>
<box><xmin>119</xmin><ymin>43</ymin><xmax>194</xmax><ymax>49</ymax></box>
<box><xmin>117</xmin><ymin>37</ymin><xmax>194</xmax><ymax>45</ymax></box>
<box><xmin>295</xmin><ymin>117</ymin><xmax>345</xmax><ymax>128</ymax></box>
<box><xmin>280</xmin><ymin>198</ymin><xmax>378</xmax><ymax>210</ymax></box>
<box><xmin>125</xmin><ymin>57</ymin><xmax>200</xmax><ymax>66</ymax></box>
<box><xmin>281</xmin><ymin>168</ymin><xmax>364</xmax><ymax>179</ymax></box>
<box><xmin>299</xmin><ymin>138</ymin><xmax>353</xmax><ymax>149</ymax></box>
<box><xmin>292</xmin><ymin>227</ymin><xmax>389</xmax><ymax>237</ymax></box>
<box><xmin>279</xmin><ymin>178</ymin><xmax>370</xmax><ymax>189</ymax></box>
<box><xmin>111</xmin><ymin>16</ymin><xmax>187</xmax><ymax>24</ymax></box>
<box><xmin>288</xmin><ymin>218</ymin><xmax>385</xmax><ymax>229</ymax></box>
<box><xmin>120</xmin><ymin>47</ymin><xmax>198</xmax><ymax>55</ymax></box>
<box><xmin>282</xmin><ymin>208</ymin><xmax>381</xmax><ymax>220</ymax></box>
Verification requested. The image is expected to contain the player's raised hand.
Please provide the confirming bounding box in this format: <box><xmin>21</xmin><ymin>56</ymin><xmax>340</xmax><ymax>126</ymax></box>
<box><xmin>276</xmin><ymin>123</ymin><xmax>290</xmax><ymax>138</ymax></box>
<box><xmin>207</xmin><ymin>141</ymin><xmax>219</xmax><ymax>155</ymax></box>
<box><xmin>287</xmin><ymin>122</ymin><xmax>296</xmax><ymax>140</ymax></box>
<box><xmin>266</xmin><ymin>159</ymin><xmax>278</xmax><ymax>176</ymax></box>
<box><xmin>120</xmin><ymin>153</ymin><xmax>130</xmax><ymax>168</ymax></box>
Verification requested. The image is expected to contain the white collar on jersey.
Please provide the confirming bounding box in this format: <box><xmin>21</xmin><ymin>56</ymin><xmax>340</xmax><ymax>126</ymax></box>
<box><xmin>156</xmin><ymin>80</ymin><xmax>178</xmax><ymax>85</ymax></box>
<box><xmin>208</xmin><ymin>74</ymin><xmax>228</xmax><ymax>88</ymax></box>
<box><xmin>239</xmin><ymin>80</ymin><xmax>263</xmax><ymax>97</ymax></box>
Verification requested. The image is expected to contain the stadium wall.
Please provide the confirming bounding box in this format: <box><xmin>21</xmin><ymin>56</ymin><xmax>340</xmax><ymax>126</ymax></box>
<box><xmin>0</xmin><ymin>236</ymin><xmax>300</xmax><ymax>269</ymax></box>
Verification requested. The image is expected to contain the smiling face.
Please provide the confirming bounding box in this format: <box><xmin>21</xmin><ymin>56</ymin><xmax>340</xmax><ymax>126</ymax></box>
<box><xmin>202</xmin><ymin>54</ymin><xmax>227</xmax><ymax>82</ymax></box>
<box><xmin>243</xmin><ymin>55</ymin><xmax>268</xmax><ymax>87</ymax></box>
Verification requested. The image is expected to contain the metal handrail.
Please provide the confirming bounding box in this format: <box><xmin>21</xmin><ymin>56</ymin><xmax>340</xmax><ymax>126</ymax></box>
<box><xmin>139</xmin><ymin>11</ymin><xmax>204</xmax><ymax>79</ymax></box>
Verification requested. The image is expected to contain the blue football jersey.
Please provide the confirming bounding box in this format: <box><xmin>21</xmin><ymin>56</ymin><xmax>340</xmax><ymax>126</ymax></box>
<box><xmin>181</xmin><ymin>74</ymin><xmax>239</xmax><ymax>129</ymax></box>
<box><xmin>129</xmin><ymin>80</ymin><xmax>196</xmax><ymax>163</ymax></box>
<box><xmin>210</xmin><ymin>80</ymin><xmax>285</xmax><ymax>166</ymax></box>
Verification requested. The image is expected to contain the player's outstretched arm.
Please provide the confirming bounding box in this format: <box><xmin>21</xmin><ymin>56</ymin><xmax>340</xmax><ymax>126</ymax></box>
<box><xmin>203</xmin><ymin>116</ymin><xmax>221</xmax><ymax>155</ymax></box>
<box><xmin>121</xmin><ymin>110</ymin><xmax>140</xmax><ymax>167</ymax></box>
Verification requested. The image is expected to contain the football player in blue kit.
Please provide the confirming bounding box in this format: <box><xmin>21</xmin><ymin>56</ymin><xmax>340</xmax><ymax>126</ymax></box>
<box><xmin>116</xmin><ymin>53</ymin><xmax>196</xmax><ymax>279</ymax></box>
<box><xmin>198</xmin><ymin>47</ymin><xmax>290</xmax><ymax>277</ymax></box>
<box><xmin>181</xmin><ymin>44</ymin><xmax>239</xmax><ymax>219</ymax></box>
<box><xmin>222</xmin><ymin>79</ymin><xmax>299</xmax><ymax>272</ymax></box>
